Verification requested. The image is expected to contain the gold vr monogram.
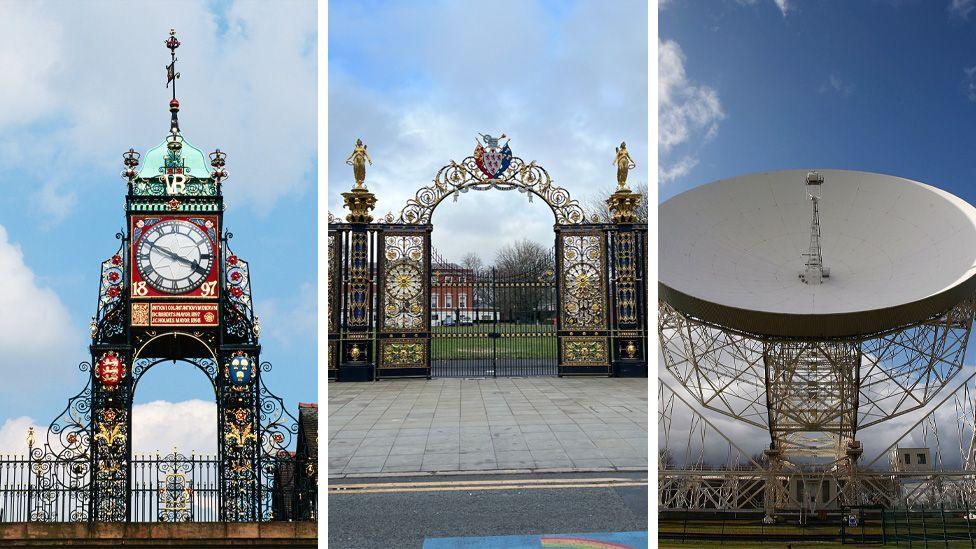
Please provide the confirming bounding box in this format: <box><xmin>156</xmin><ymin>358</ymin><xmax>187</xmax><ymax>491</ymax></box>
<box><xmin>160</xmin><ymin>172</ymin><xmax>188</xmax><ymax>194</ymax></box>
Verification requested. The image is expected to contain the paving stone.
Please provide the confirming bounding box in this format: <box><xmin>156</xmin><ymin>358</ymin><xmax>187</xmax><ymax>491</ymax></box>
<box><xmin>328</xmin><ymin>378</ymin><xmax>647</xmax><ymax>476</ymax></box>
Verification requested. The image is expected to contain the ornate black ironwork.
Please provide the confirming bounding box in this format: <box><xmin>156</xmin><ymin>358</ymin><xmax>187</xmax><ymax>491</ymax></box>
<box><xmin>329</xmin><ymin>138</ymin><xmax>648</xmax><ymax>380</ymax></box>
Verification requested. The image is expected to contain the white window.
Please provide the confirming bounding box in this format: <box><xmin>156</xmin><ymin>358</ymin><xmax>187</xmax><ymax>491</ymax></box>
<box><xmin>431</xmin><ymin>294</ymin><xmax>438</xmax><ymax>308</ymax></box>
<box><xmin>459</xmin><ymin>294</ymin><xmax>467</xmax><ymax>308</ymax></box>
<box><xmin>446</xmin><ymin>293</ymin><xmax>453</xmax><ymax>308</ymax></box>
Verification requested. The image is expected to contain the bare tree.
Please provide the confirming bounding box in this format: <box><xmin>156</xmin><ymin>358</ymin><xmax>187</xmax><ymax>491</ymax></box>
<box><xmin>585</xmin><ymin>181</ymin><xmax>648</xmax><ymax>222</ymax></box>
<box><xmin>460</xmin><ymin>253</ymin><xmax>484</xmax><ymax>273</ymax></box>
<box><xmin>493</xmin><ymin>240</ymin><xmax>554</xmax><ymax>324</ymax></box>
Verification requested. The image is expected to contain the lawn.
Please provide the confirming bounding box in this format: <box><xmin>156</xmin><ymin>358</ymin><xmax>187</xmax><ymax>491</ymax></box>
<box><xmin>430</xmin><ymin>323</ymin><xmax>557</xmax><ymax>360</ymax></box>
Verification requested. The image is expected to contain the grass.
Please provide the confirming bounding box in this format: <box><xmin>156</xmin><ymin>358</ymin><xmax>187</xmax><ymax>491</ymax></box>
<box><xmin>431</xmin><ymin>323</ymin><xmax>557</xmax><ymax>360</ymax></box>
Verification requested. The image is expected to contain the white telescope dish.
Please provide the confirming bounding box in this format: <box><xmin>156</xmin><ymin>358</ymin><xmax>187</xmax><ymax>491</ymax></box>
<box><xmin>660</xmin><ymin>169</ymin><xmax>976</xmax><ymax>338</ymax></box>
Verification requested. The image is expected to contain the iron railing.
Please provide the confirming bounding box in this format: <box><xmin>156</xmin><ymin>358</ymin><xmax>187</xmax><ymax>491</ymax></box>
<box><xmin>0</xmin><ymin>453</ymin><xmax>314</xmax><ymax>523</ymax></box>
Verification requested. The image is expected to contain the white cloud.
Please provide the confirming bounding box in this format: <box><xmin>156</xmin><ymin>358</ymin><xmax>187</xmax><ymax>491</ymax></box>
<box><xmin>820</xmin><ymin>73</ymin><xmax>856</xmax><ymax>96</ymax></box>
<box><xmin>0</xmin><ymin>225</ymin><xmax>81</xmax><ymax>402</ymax></box>
<box><xmin>659</xmin><ymin>155</ymin><xmax>700</xmax><ymax>184</ymax></box>
<box><xmin>949</xmin><ymin>0</ymin><xmax>976</xmax><ymax>19</ymax></box>
<box><xmin>0</xmin><ymin>416</ymin><xmax>37</xmax><ymax>455</ymax></box>
<box><xmin>966</xmin><ymin>66</ymin><xmax>976</xmax><ymax>101</ymax></box>
<box><xmin>131</xmin><ymin>400</ymin><xmax>217</xmax><ymax>455</ymax></box>
<box><xmin>0</xmin><ymin>1</ymin><xmax>315</xmax><ymax>221</ymax></box>
<box><xmin>658</xmin><ymin>39</ymin><xmax>723</xmax><ymax>185</ymax></box>
<box><xmin>0</xmin><ymin>400</ymin><xmax>219</xmax><ymax>456</ymax></box>
<box><xmin>329</xmin><ymin>0</ymin><xmax>647</xmax><ymax>262</ymax></box>
<box><xmin>735</xmin><ymin>0</ymin><xmax>789</xmax><ymax>16</ymax></box>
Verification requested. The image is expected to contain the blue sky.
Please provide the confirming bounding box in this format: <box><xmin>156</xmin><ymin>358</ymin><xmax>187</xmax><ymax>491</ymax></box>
<box><xmin>660</xmin><ymin>0</ymin><xmax>976</xmax><ymax>203</ymax></box>
<box><xmin>329</xmin><ymin>0</ymin><xmax>647</xmax><ymax>262</ymax></box>
<box><xmin>0</xmin><ymin>1</ymin><xmax>315</xmax><ymax>453</ymax></box>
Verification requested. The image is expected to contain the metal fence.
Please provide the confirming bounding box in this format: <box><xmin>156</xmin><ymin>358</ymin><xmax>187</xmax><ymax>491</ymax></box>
<box><xmin>659</xmin><ymin>505</ymin><xmax>976</xmax><ymax>546</ymax></box>
<box><xmin>0</xmin><ymin>453</ymin><xmax>314</xmax><ymax>523</ymax></box>
<box><xmin>431</xmin><ymin>261</ymin><xmax>558</xmax><ymax>378</ymax></box>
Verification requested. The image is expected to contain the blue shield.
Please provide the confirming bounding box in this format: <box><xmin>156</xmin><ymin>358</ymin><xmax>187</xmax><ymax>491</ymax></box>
<box><xmin>229</xmin><ymin>355</ymin><xmax>253</xmax><ymax>385</ymax></box>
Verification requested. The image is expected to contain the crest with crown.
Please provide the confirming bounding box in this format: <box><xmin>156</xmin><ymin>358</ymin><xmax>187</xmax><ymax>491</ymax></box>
<box><xmin>473</xmin><ymin>132</ymin><xmax>513</xmax><ymax>180</ymax></box>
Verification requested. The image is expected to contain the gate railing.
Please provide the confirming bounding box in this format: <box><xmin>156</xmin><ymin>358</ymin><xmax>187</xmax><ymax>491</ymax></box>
<box><xmin>0</xmin><ymin>453</ymin><xmax>313</xmax><ymax>523</ymax></box>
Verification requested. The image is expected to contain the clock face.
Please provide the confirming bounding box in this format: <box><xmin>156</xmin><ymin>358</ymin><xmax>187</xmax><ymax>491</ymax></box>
<box><xmin>135</xmin><ymin>219</ymin><xmax>215</xmax><ymax>294</ymax></box>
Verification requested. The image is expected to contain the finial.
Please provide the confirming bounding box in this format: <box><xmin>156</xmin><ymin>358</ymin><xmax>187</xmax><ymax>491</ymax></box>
<box><xmin>27</xmin><ymin>427</ymin><xmax>34</xmax><ymax>449</ymax></box>
<box><xmin>165</xmin><ymin>29</ymin><xmax>182</xmax><ymax>134</ymax></box>
<box><xmin>121</xmin><ymin>148</ymin><xmax>140</xmax><ymax>181</ymax></box>
<box><xmin>613</xmin><ymin>141</ymin><xmax>636</xmax><ymax>191</ymax></box>
<box><xmin>346</xmin><ymin>138</ymin><xmax>373</xmax><ymax>190</ymax></box>
<box><xmin>210</xmin><ymin>149</ymin><xmax>228</xmax><ymax>183</ymax></box>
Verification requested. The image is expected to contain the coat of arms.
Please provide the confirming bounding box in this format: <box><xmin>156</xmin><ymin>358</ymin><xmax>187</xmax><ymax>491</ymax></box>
<box><xmin>473</xmin><ymin>133</ymin><xmax>512</xmax><ymax>179</ymax></box>
<box><xmin>226</xmin><ymin>354</ymin><xmax>254</xmax><ymax>386</ymax></box>
<box><xmin>95</xmin><ymin>351</ymin><xmax>126</xmax><ymax>389</ymax></box>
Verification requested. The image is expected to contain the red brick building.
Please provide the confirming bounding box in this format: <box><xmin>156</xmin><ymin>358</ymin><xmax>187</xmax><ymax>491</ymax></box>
<box><xmin>430</xmin><ymin>262</ymin><xmax>485</xmax><ymax>325</ymax></box>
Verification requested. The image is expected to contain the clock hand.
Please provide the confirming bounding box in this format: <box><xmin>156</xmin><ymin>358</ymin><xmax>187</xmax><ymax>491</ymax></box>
<box><xmin>149</xmin><ymin>242</ymin><xmax>210</xmax><ymax>275</ymax></box>
<box><xmin>152</xmin><ymin>243</ymin><xmax>195</xmax><ymax>266</ymax></box>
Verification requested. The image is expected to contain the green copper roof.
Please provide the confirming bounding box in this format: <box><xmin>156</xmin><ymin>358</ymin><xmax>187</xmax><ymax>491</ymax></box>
<box><xmin>136</xmin><ymin>136</ymin><xmax>211</xmax><ymax>180</ymax></box>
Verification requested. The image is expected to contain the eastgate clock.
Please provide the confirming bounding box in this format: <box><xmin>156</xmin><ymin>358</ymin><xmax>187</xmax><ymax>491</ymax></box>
<box><xmin>130</xmin><ymin>215</ymin><xmax>220</xmax><ymax>299</ymax></box>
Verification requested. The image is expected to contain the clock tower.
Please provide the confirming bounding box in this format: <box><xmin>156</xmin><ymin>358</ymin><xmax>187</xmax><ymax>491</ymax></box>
<box><xmin>85</xmin><ymin>30</ymin><xmax>277</xmax><ymax>522</ymax></box>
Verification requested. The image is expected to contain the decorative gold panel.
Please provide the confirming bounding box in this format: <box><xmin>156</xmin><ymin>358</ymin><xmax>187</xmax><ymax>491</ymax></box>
<box><xmin>380</xmin><ymin>339</ymin><xmax>427</xmax><ymax>369</ymax></box>
<box><xmin>560</xmin><ymin>233</ymin><xmax>606</xmax><ymax>330</ymax></box>
<box><xmin>561</xmin><ymin>336</ymin><xmax>608</xmax><ymax>366</ymax></box>
<box><xmin>381</xmin><ymin>234</ymin><xmax>426</xmax><ymax>331</ymax></box>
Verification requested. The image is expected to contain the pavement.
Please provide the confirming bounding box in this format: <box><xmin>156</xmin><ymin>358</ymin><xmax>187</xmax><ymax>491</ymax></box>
<box><xmin>328</xmin><ymin>471</ymin><xmax>649</xmax><ymax>549</ymax></box>
<box><xmin>328</xmin><ymin>377</ymin><xmax>648</xmax><ymax>476</ymax></box>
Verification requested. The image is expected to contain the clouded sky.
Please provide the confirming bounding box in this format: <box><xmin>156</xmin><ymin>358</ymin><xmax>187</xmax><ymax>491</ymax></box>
<box><xmin>0</xmin><ymin>0</ymin><xmax>316</xmax><ymax>454</ymax></box>
<box><xmin>329</xmin><ymin>0</ymin><xmax>648</xmax><ymax>264</ymax></box>
<box><xmin>660</xmin><ymin>0</ymin><xmax>976</xmax><ymax>465</ymax></box>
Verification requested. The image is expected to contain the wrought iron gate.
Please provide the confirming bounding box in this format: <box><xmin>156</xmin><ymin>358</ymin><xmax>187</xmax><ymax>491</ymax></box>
<box><xmin>328</xmin><ymin>134</ymin><xmax>648</xmax><ymax>381</ymax></box>
<box><xmin>431</xmin><ymin>258</ymin><xmax>558</xmax><ymax>378</ymax></box>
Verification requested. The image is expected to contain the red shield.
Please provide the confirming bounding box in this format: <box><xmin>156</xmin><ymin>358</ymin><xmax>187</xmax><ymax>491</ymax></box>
<box><xmin>96</xmin><ymin>352</ymin><xmax>126</xmax><ymax>389</ymax></box>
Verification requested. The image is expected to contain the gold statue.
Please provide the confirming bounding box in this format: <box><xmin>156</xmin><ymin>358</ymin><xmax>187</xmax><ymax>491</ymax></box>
<box><xmin>612</xmin><ymin>141</ymin><xmax>636</xmax><ymax>190</ymax></box>
<box><xmin>346</xmin><ymin>138</ymin><xmax>373</xmax><ymax>189</ymax></box>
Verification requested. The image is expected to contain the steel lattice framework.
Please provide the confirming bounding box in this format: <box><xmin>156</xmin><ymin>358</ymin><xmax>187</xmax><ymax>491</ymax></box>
<box><xmin>660</xmin><ymin>299</ymin><xmax>975</xmax><ymax>460</ymax></box>
<box><xmin>660</xmin><ymin>298</ymin><xmax>976</xmax><ymax>516</ymax></box>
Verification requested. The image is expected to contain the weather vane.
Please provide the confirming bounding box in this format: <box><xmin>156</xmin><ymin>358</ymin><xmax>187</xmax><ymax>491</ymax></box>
<box><xmin>165</xmin><ymin>29</ymin><xmax>182</xmax><ymax>134</ymax></box>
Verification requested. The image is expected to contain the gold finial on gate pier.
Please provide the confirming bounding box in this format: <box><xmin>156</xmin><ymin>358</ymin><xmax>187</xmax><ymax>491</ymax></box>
<box><xmin>612</xmin><ymin>141</ymin><xmax>635</xmax><ymax>191</ymax></box>
<box><xmin>346</xmin><ymin>138</ymin><xmax>373</xmax><ymax>190</ymax></box>
<box><xmin>607</xmin><ymin>141</ymin><xmax>642</xmax><ymax>224</ymax></box>
<box><xmin>342</xmin><ymin>138</ymin><xmax>377</xmax><ymax>223</ymax></box>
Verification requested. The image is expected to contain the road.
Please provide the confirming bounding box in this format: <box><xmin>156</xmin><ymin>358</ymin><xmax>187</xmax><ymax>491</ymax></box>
<box><xmin>327</xmin><ymin>471</ymin><xmax>648</xmax><ymax>548</ymax></box>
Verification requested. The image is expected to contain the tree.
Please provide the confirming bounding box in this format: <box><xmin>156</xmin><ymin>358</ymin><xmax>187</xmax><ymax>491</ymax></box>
<box><xmin>460</xmin><ymin>253</ymin><xmax>484</xmax><ymax>273</ymax></box>
<box><xmin>585</xmin><ymin>181</ymin><xmax>648</xmax><ymax>222</ymax></box>
<box><xmin>492</xmin><ymin>239</ymin><xmax>554</xmax><ymax>324</ymax></box>
<box><xmin>494</xmin><ymin>239</ymin><xmax>551</xmax><ymax>277</ymax></box>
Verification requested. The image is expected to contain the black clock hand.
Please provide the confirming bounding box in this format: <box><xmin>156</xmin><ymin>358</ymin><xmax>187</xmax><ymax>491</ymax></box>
<box><xmin>152</xmin><ymin>243</ymin><xmax>196</xmax><ymax>266</ymax></box>
<box><xmin>150</xmin><ymin>242</ymin><xmax>209</xmax><ymax>276</ymax></box>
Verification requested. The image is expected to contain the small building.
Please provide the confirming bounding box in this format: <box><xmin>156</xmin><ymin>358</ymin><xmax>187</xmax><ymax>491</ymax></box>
<box><xmin>894</xmin><ymin>447</ymin><xmax>932</xmax><ymax>472</ymax></box>
<box><xmin>271</xmin><ymin>402</ymin><xmax>318</xmax><ymax>521</ymax></box>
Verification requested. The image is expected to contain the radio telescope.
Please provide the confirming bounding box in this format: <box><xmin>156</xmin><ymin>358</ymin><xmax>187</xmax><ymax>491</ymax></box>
<box><xmin>659</xmin><ymin>169</ymin><xmax>976</xmax><ymax>515</ymax></box>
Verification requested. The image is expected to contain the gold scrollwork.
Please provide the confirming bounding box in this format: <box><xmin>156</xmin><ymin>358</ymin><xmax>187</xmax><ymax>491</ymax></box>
<box><xmin>225</xmin><ymin>423</ymin><xmax>257</xmax><ymax>448</ymax></box>
<box><xmin>561</xmin><ymin>234</ymin><xmax>606</xmax><ymax>330</ymax></box>
<box><xmin>380</xmin><ymin>340</ymin><xmax>427</xmax><ymax>369</ymax></box>
<box><xmin>562</xmin><ymin>337</ymin><xmax>608</xmax><ymax>366</ymax></box>
<box><xmin>397</xmin><ymin>154</ymin><xmax>585</xmax><ymax>225</ymax></box>
<box><xmin>381</xmin><ymin>234</ymin><xmax>426</xmax><ymax>331</ymax></box>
